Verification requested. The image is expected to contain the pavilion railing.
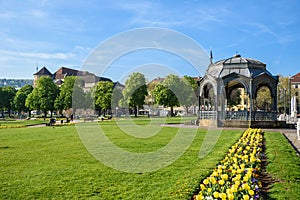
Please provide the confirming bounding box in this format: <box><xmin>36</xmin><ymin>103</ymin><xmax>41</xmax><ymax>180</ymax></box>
<box><xmin>199</xmin><ymin>110</ymin><xmax>277</xmax><ymax>121</ymax></box>
<box><xmin>199</xmin><ymin>111</ymin><xmax>217</xmax><ymax>120</ymax></box>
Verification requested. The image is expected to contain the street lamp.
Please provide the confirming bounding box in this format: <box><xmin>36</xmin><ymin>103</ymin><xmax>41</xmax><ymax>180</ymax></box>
<box><xmin>279</xmin><ymin>89</ymin><xmax>287</xmax><ymax>114</ymax></box>
<box><xmin>249</xmin><ymin>74</ymin><xmax>253</xmax><ymax>128</ymax></box>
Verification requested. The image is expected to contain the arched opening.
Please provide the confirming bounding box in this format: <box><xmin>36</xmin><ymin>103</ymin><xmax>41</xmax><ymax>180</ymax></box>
<box><xmin>225</xmin><ymin>80</ymin><xmax>249</xmax><ymax>111</ymax></box>
<box><xmin>201</xmin><ymin>83</ymin><xmax>215</xmax><ymax>111</ymax></box>
<box><xmin>254</xmin><ymin>86</ymin><xmax>273</xmax><ymax>111</ymax></box>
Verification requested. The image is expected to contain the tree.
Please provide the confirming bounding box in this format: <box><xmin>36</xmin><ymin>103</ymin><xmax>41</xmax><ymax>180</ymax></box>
<box><xmin>94</xmin><ymin>81</ymin><xmax>114</xmax><ymax>116</ymax></box>
<box><xmin>54</xmin><ymin>76</ymin><xmax>80</xmax><ymax>116</ymax></box>
<box><xmin>0</xmin><ymin>86</ymin><xmax>16</xmax><ymax>117</ymax></box>
<box><xmin>13</xmin><ymin>84</ymin><xmax>33</xmax><ymax>117</ymax></box>
<box><xmin>152</xmin><ymin>75</ymin><xmax>181</xmax><ymax>116</ymax></box>
<box><xmin>228</xmin><ymin>88</ymin><xmax>241</xmax><ymax>108</ymax></box>
<box><xmin>183</xmin><ymin>75</ymin><xmax>198</xmax><ymax>92</ymax></box>
<box><xmin>152</xmin><ymin>75</ymin><xmax>197</xmax><ymax>116</ymax></box>
<box><xmin>26</xmin><ymin>76</ymin><xmax>58</xmax><ymax>119</ymax></box>
<box><xmin>277</xmin><ymin>76</ymin><xmax>297</xmax><ymax>114</ymax></box>
<box><xmin>255</xmin><ymin>86</ymin><xmax>272</xmax><ymax>111</ymax></box>
<box><xmin>0</xmin><ymin>87</ymin><xmax>3</xmax><ymax>118</ymax></box>
<box><xmin>182</xmin><ymin>76</ymin><xmax>198</xmax><ymax>114</ymax></box>
<box><xmin>122</xmin><ymin>72</ymin><xmax>148</xmax><ymax>117</ymax></box>
<box><xmin>25</xmin><ymin>89</ymin><xmax>39</xmax><ymax>114</ymax></box>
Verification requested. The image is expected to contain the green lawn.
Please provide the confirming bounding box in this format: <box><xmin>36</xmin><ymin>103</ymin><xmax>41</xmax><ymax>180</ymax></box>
<box><xmin>0</xmin><ymin>118</ymin><xmax>47</xmax><ymax>128</ymax></box>
<box><xmin>1</xmin><ymin>119</ymin><xmax>299</xmax><ymax>199</ymax></box>
<box><xmin>264</xmin><ymin>131</ymin><xmax>300</xmax><ymax>199</ymax></box>
<box><xmin>0</xmin><ymin>119</ymin><xmax>243</xmax><ymax>199</ymax></box>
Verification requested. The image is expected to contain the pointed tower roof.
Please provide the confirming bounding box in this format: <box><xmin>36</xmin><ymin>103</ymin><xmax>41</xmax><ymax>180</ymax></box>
<box><xmin>34</xmin><ymin>66</ymin><xmax>52</xmax><ymax>76</ymax></box>
<box><xmin>210</xmin><ymin>50</ymin><xmax>213</xmax><ymax>64</ymax></box>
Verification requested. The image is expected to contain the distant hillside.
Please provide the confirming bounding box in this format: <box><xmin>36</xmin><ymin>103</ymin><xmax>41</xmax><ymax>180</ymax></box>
<box><xmin>0</xmin><ymin>79</ymin><xmax>33</xmax><ymax>88</ymax></box>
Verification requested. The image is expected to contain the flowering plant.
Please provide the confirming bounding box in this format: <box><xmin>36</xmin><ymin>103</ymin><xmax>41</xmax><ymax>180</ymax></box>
<box><xmin>194</xmin><ymin>128</ymin><xmax>263</xmax><ymax>200</ymax></box>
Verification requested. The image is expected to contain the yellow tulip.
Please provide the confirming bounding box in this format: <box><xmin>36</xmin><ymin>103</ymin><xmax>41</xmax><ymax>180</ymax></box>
<box><xmin>221</xmin><ymin>174</ymin><xmax>228</xmax><ymax>180</ymax></box>
<box><xmin>243</xmin><ymin>194</ymin><xmax>250</xmax><ymax>200</ymax></box>
<box><xmin>203</xmin><ymin>179</ymin><xmax>209</xmax><ymax>185</ymax></box>
<box><xmin>219</xmin><ymin>193</ymin><xmax>226</xmax><ymax>200</ymax></box>
<box><xmin>200</xmin><ymin>184</ymin><xmax>205</xmax><ymax>190</ymax></box>
<box><xmin>213</xmin><ymin>191</ymin><xmax>219</xmax><ymax>198</ymax></box>
<box><xmin>195</xmin><ymin>194</ymin><xmax>203</xmax><ymax>200</ymax></box>
<box><xmin>209</xmin><ymin>177</ymin><xmax>217</xmax><ymax>184</ymax></box>
<box><xmin>228</xmin><ymin>193</ymin><xmax>234</xmax><ymax>200</ymax></box>
<box><xmin>218</xmin><ymin>179</ymin><xmax>225</xmax><ymax>185</ymax></box>
<box><xmin>212</xmin><ymin>171</ymin><xmax>218</xmax><ymax>177</ymax></box>
<box><xmin>249</xmin><ymin>189</ymin><xmax>255</xmax><ymax>196</ymax></box>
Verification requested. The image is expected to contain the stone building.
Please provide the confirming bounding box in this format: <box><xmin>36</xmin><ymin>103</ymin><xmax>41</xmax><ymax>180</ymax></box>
<box><xmin>33</xmin><ymin>66</ymin><xmax>112</xmax><ymax>91</ymax></box>
<box><xmin>291</xmin><ymin>72</ymin><xmax>300</xmax><ymax>116</ymax></box>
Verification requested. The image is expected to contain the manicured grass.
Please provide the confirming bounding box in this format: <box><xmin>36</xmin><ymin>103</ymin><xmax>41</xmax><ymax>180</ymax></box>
<box><xmin>264</xmin><ymin>131</ymin><xmax>300</xmax><ymax>199</ymax></box>
<box><xmin>0</xmin><ymin>119</ymin><xmax>243</xmax><ymax>199</ymax></box>
<box><xmin>0</xmin><ymin>118</ymin><xmax>47</xmax><ymax>128</ymax></box>
<box><xmin>2</xmin><ymin>120</ymin><xmax>299</xmax><ymax>199</ymax></box>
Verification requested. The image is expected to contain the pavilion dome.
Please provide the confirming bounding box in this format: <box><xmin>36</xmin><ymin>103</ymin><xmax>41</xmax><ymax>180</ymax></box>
<box><xmin>206</xmin><ymin>54</ymin><xmax>275</xmax><ymax>79</ymax></box>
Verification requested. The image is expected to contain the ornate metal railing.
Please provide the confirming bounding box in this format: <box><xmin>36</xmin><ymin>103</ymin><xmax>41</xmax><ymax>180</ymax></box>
<box><xmin>226</xmin><ymin>111</ymin><xmax>249</xmax><ymax>120</ymax></box>
<box><xmin>199</xmin><ymin>111</ymin><xmax>217</xmax><ymax>119</ymax></box>
<box><xmin>199</xmin><ymin>110</ymin><xmax>277</xmax><ymax>121</ymax></box>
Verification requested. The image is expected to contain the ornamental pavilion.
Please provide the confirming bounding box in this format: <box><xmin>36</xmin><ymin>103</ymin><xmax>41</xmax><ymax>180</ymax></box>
<box><xmin>198</xmin><ymin>53</ymin><xmax>279</xmax><ymax>127</ymax></box>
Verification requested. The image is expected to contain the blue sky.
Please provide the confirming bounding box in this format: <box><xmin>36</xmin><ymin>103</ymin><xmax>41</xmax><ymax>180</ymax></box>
<box><xmin>0</xmin><ymin>0</ymin><xmax>300</xmax><ymax>82</ymax></box>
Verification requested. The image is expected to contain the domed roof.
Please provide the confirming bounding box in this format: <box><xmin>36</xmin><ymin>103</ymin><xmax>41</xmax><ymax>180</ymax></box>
<box><xmin>215</xmin><ymin>54</ymin><xmax>266</xmax><ymax>66</ymax></box>
<box><xmin>206</xmin><ymin>54</ymin><xmax>270</xmax><ymax>79</ymax></box>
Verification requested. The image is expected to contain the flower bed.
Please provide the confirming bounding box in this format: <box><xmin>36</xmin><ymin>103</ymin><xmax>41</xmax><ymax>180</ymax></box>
<box><xmin>194</xmin><ymin>128</ymin><xmax>263</xmax><ymax>200</ymax></box>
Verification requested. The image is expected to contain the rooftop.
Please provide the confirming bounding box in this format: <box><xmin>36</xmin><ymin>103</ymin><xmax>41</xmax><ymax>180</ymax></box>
<box><xmin>291</xmin><ymin>72</ymin><xmax>300</xmax><ymax>83</ymax></box>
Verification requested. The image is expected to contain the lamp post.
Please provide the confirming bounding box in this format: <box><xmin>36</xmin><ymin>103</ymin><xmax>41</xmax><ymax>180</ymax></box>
<box><xmin>284</xmin><ymin>89</ymin><xmax>287</xmax><ymax>114</ymax></box>
<box><xmin>197</xmin><ymin>80</ymin><xmax>201</xmax><ymax>120</ymax></box>
<box><xmin>288</xmin><ymin>75</ymin><xmax>291</xmax><ymax>115</ymax></box>
<box><xmin>249</xmin><ymin>74</ymin><xmax>253</xmax><ymax>128</ymax></box>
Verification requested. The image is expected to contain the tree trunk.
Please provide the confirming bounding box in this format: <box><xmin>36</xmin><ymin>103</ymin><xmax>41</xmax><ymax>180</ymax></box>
<box><xmin>50</xmin><ymin>110</ymin><xmax>53</xmax><ymax>118</ymax></box>
<box><xmin>44</xmin><ymin>110</ymin><xmax>47</xmax><ymax>120</ymax></box>
<box><xmin>28</xmin><ymin>110</ymin><xmax>31</xmax><ymax>118</ymax></box>
<box><xmin>170</xmin><ymin>106</ymin><xmax>174</xmax><ymax>117</ymax></box>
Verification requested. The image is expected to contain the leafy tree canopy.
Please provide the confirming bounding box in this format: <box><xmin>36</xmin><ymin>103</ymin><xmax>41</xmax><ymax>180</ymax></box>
<box><xmin>122</xmin><ymin>72</ymin><xmax>148</xmax><ymax>117</ymax></box>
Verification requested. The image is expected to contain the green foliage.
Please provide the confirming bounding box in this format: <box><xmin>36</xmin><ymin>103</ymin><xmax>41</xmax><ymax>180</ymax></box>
<box><xmin>0</xmin><ymin>86</ymin><xmax>16</xmax><ymax>117</ymax></box>
<box><xmin>13</xmin><ymin>84</ymin><xmax>33</xmax><ymax>113</ymax></box>
<box><xmin>26</xmin><ymin>76</ymin><xmax>58</xmax><ymax>118</ymax></box>
<box><xmin>255</xmin><ymin>86</ymin><xmax>272</xmax><ymax>111</ymax></box>
<box><xmin>182</xmin><ymin>76</ymin><xmax>198</xmax><ymax>108</ymax></box>
<box><xmin>228</xmin><ymin>88</ymin><xmax>241</xmax><ymax>107</ymax></box>
<box><xmin>94</xmin><ymin>81</ymin><xmax>114</xmax><ymax>115</ymax></box>
<box><xmin>277</xmin><ymin>75</ymin><xmax>297</xmax><ymax>113</ymax></box>
<box><xmin>153</xmin><ymin>74</ymin><xmax>195</xmax><ymax>116</ymax></box>
<box><xmin>54</xmin><ymin>76</ymin><xmax>84</xmax><ymax>114</ymax></box>
<box><xmin>112</xmin><ymin>86</ymin><xmax>123</xmax><ymax>109</ymax></box>
<box><xmin>153</xmin><ymin>83</ymin><xmax>179</xmax><ymax>108</ymax></box>
<box><xmin>122</xmin><ymin>72</ymin><xmax>148</xmax><ymax>116</ymax></box>
<box><xmin>183</xmin><ymin>75</ymin><xmax>198</xmax><ymax>92</ymax></box>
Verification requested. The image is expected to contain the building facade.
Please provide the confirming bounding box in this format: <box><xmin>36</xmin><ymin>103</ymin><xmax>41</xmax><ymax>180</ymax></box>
<box><xmin>291</xmin><ymin>72</ymin><xmax>300</xmax><ymax>117</ymax></box>
<box><xmin>33</xmin><ymin>66</ymin><xmax>112</xmax><ymax>91</ymax></box>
